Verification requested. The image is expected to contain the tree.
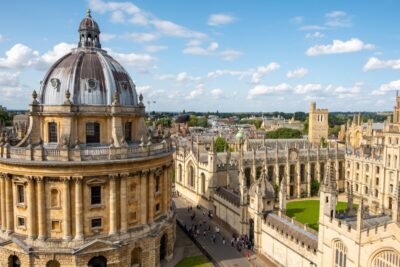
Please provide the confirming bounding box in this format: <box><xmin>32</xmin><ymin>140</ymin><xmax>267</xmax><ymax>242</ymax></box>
<box><xmin>311</xmin><ymin>179</ymin><xmax>320</xmax><ymax>196</ymax></box>
<box><xmin>266</xmin><ymin>128</ymin><xmax>302</xmax><ymax>139</ymax></box>
<box><xmin>214</xmin><ymin>137</ymin><xmax>228</xmax><ymax>152</ymax></box>
<box><xmin>188</xmin><ymin>115</ymin><xmax>198</xmax><ymax>127</ymax></box>
<box><xmin>197</xmin><ymin>116</ymin><xmax>208</xmax><ymax>128</ymax></box>
<box><xmin>320</xmin><ymin>137</ymin><xmax>328</xmax><ymax>148</ymax></box>
<box><xmin>254</xmin><ymin>119</ymin><xmax>263</xmax><ymax>129</ymax></box>
<box><xmin>157</xmin><ymin>117</ymin><xmax>172</xmax><ymax>127</ymax></box>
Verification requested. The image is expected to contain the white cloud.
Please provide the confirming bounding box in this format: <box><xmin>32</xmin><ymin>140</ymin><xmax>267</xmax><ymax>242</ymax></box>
<box><xmin>306</xmin><ymin>38</ymin><xmax>374</xmax><ymax>56</ymax></box>
<box><xmin>294</xmin><ymin>83</ymin><xmax>321</xmax><ymax>94</ymax></box>
<box><xmin>0</xmin><ymin>44</ymin><xmax>40</xmax><ymax>69</ymax></box>
<box><xmin>210</xmin><ymin>88</ymin><xmax>223</xmax><ymax>99</ymax></box>
<box><xmin>155</xmin><ymin>72</ymin><xmax>201</xmax><ymax>83</ymax></box>
<box><xmin>0</xmin><ymin>35</ymin><xmax>4</xmax><ymax>42</ymax></box>
<box><xmin>90</xmin><ymin>0</ymin><xmax>206</xmax><ymax>38</ymax></box>
<box><xmin>247</xmin><ymin>83</ymin><xmax>291</xmax><ymax>99</ymax></box>
<box><xmin>290</xmin><ymin>16</ymin><xmax>304</xmax><ymax>24</ymax></box>
<box><xmin>186</xmin><ymin>84</ymin><xmax>204</xmax><ymax>99</ymax></box>
<box><xmin>101</xmin><ymin>33</ymin><xmax>116</xmax><ymax>41</ymax></box>
<box><xmin>0</xmin><ymin>72</ymin><xmax>20</xmax><ymax>86</ymax></box>
<box><xmin>325</xmin><ymin>10</ymin><xmax>351</xmax><ymax>28</ymax></box>
<box><xmin>328</xmin><ymin>82</ymin><xmax>362</xmax><ymax>98</ymax></box>
<box><xmin>186</xmin><ymin>40</ymin><xmax>202</xmax><ymax>47</ymax></box>
<box><xmin>300</xmin><ymin>25</ymin><xmax>326</xmax><ymax>31</ymax></box>
<box><xmin>363</xmin><ymin>57</ymin><xmax>400</xmax><ymax>72</ymax></box>
<box><xmin>207</xmin><ymin>69</ymin><xmax>249</xmax><ymax>79</ymax></box>
<box><xmin>251</xmin><ymin>62</ymin><xmax>280</xmax><ymax>84</ymax></box>
<box><xmin>106</xmin><ymin>48</ymin><xmax>156</xmax><ymax>72</ymax></box>
<box><xmin>326</xmin><ymin>11</ymin><xmax>347</xmax><ymax>18</ymax></box>
<box><xmin>39</xmin><ymin>42</ymin><xmax>75</xmax><ymax>69</ymax></box>
<box><xmin>123</xmin><ymin>32</ymin><xmax>158</xmax><ymax>42</ymax></box>
<box><xmin>305</xmin><ymin>32</ymin><xmax>324</xmax><ymax>39</ymax></box>
<box><xmin>208</xmin><ymin>14</ymin><xmax>236</xmax><ymax>26</ymax></box>
<box><xmin>183</xmin><ymin>42</ymin><xmax>219</xmax><ymax>56</ymax></box>
<box><xmin>287</xmin><ymin>67</ymin><xmax>309</xmax><ymax>78</ymax></box>
<box><xmin>372</xmin><ymin>80</ymin><xmax>400</xmax><ymax>95</ymax></box>
<box><xmin>219</xmin><ymin>49</ymin><xmax>242</xmax><ymax>61</ymax></box>
<box><xmin>110</xmin><ymin>10</ymin><xmax>125</xmax><ymax>23</ymax></box>
<box><xmin>144</xmin><ymin>45</ymin><xmax>167</xmax><ymax>53</ymax></box>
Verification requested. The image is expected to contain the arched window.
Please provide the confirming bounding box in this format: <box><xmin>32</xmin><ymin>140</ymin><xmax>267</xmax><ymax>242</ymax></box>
<box><xmin>124</xmin><ymin>122</ymin><xmax>132</xmax><ymax>142</ymax></box>
<box><xmin>155</xmin><ymin>175</ymin><xmax>160</xmax><ymax>193</ymax></box>
<box><xmin>86</xmin><ymin>122</ymin><xmax>100</xmax><ymax>144</ymax></box>
<box><xmin>48</xmin><ymin>122</ymin><xmax>58</xmax><ymax>143</ymax></box>
<box><xmin>131</xmin><ymin>247</ymin><xmax>142</xmax><ymax>267</ymax></box>
<box><xmin>371</xmin><ymin>250</ymin><xmax>400</xmax><ymax>267</ymax></box>
<box><xmin>188</xmin><ymin>165</ymin><xmax>194</xmax><ymax>187</ymax></box>
<box><xmin>178</xmin><ymin>164</ymin><xmax>182</xmax><ymax>182</ymax></box>
<box><xmin>88</xmin><ymin>256</ymin><xmax>107</xmax><ymax>267</ymax></box>
<box><xmin>333</xmin><ymin>240</ymin><xmax>347</xmax><ymax>267</ymax></box>
<box><xmin>46</xmin><ymin>260</ymin><xmax>60</xmax><ymax>267</ymax></box>
<box><xmin>50</xmin><ymin>188</ymin><xmax>60</xmax><ymax>208</ymax></box>
<box><xmin>8</xmin><ymin>255</ymin><xmax>20</xmax><ymax>267</ymax></box>
<box><xmin>160</xmin><ymin>234</ymin><xmax>168</xmax><ymax>261</ymax></box>
<box><xmin>200</xmin><ymin>173</ymin><xmax>206</xmax><ymax>194</ymax></box>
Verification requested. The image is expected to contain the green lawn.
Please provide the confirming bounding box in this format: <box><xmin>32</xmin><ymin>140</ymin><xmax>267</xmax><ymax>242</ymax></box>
<box><xmin>175</xmin><ymin>256</ymin><xmax>213</xmax><ymax>267</ymax></box>
<box><xmin>286</xmin><ymin>200</ymin><xmax>357</xmax><ymax>231</ymax></box>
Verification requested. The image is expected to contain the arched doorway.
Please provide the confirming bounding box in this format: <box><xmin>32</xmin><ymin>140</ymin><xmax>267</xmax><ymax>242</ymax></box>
<box><xmin>249</xmin><ymin>219</ymin><xmax>254</xmax><ymax>245</ymax></box>
<box><xmin>46</xmin><ymin>260</ymin><xmax>60</xmax><ymax>267</ymax></box>
<box><xmin>160</xmin><ymin>234</ymin><xmax>168</xmax><ymax>262</ymax></box>
<box><xmin>131</xmin><ymin>247</ymin><xmax>142</xmax><ymax>267</ymax></box>
<box><xmin>8</xmin><ymin>255</ymin><xmax>20</xmax><ymax>267</ymax></box>
<box><xmin>88</xmin><ymin>256</ymin><xmax>107</xmax><ymax>267</ymax></box>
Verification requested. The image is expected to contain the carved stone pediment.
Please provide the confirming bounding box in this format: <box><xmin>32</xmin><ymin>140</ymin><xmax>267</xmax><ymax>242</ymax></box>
<box><xmin>73</xmin><ymin>239</ymin><xmax>119</xmax><ymax>255</ymax></box>
<box><xmin>86</xmin><ymin>178</ymin><xmax>107</xmax><ymax>185</ymax></box>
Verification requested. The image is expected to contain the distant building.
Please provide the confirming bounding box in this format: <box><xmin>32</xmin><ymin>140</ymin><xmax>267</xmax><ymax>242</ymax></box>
<box><xmin>308</xmin><ymin>102</ymin><xmax>329</xmax><ymax>144</ymax></box>
<box><xmin>262</xmin><ymin>115</ymin><xmax>303</xmax><ymax>132</ymax></box>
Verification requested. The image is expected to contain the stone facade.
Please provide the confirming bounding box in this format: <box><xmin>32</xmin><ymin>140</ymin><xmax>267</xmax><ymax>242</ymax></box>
<box><xmin>308</xmin><ymin>102</ymin><xmax>329</xmax><ymax>145</ymax></box>
<box><xmin>0</xmin><ymin>10</ymin><xmax>175</xmax><ymax>267</ymax></box>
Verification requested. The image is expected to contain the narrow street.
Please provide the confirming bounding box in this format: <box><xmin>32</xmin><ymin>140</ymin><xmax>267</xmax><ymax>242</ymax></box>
<box><xmin>174</xmin><ymin>195</ymin><xmax>277</xmax><ymax>267</ymax></box>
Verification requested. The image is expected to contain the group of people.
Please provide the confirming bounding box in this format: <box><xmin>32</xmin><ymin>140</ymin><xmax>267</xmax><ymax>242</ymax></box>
<box><xmin>230</xmin><ymin>234</ymin><xmax>254</xmax><ymax>252</ymax></box>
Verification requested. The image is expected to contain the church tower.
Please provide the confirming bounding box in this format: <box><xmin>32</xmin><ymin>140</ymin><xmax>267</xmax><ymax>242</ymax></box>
<box><xmin>319</xmin><ymin>160</ymin><xmax>337</xmax><ymax>221</ymax></box>
<box><xmin>393</xmin><ymin>91</ymin><xmax>400</xmax><ymax>124</ymax></box>
<box><xmin>308</xmin><ymin>102</ymin><xmax>329</xmax><ymax>145</ymax></box>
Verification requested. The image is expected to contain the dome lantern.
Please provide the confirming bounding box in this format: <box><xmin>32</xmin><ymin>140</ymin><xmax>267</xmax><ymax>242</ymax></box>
<box><xmin>78</xmin><ymin>8</ymin><xmax>101</xmax><ymax>49</ymax></box>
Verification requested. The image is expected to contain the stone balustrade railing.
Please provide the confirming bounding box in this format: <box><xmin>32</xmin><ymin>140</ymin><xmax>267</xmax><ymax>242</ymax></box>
<box><xmin>0</xmin><ymin>140</ymin><xmax>172</xmax><ymax>162</ymax></box>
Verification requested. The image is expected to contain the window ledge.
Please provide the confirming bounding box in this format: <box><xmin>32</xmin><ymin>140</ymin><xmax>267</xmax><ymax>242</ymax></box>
<box><xmin>16</xmin><ymin>203</ymin><xmax>26</xmax><ymax>209</ymax></box>
<box><xmin>91</xmin><ymin>227</ymin><xmax>103</xmax><ymax>233</ymax></box>
<box><xmin>154</xmin><ymin>191</ymin><xmax>161</xmax><ymax>197</ymax></box>
<box><xmin>90</xmin><ymin>204</ymin><xmax>104</xmax><ymax>209</ymax></box>
<box><xmin>17</xmin><ymin>226</ymin><xmax>26</xmax><ymax>230</ymax></box>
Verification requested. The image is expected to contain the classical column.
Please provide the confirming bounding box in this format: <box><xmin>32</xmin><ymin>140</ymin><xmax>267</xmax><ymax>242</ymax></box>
<box><xmin>109</xmin><ymin>174</ymin><xmax>118</xmax><ymax>235</ymax></box>
<box><xmin>163</xmin><ymin>167</ymin><xmax>168</xmax><ymax>213</ymax></box>
<box><xmin>148</xmin><ymin>170</ymin><xmax>155</xmax><ymax>224</ymax></box>
<box><xmin>62</xmin><ymin>178</ymin><xmax>72</xmax><ymax>240</ymax></box>
<box><xmin>37</xmin><ymin>177</ymin><xmax>46</xmax><ymax>240</ymax></box>
<box><xmin>0</xmin><ymin>175</ymin><xmax>6</xmax><ymax>232</ymax></box>
<box><xmin>5</xmin><ymin>175</ymin><xmax>13</xmax><ymax>234</ymax></box>
<box><xmin>120</xmin><ymin>173</ymin><xmax>128</xmax><ymax>233</ymax></box>
<box><xmin>27</xmin><ymin>177</ymin><xmax>36</xmax><ymax>239</ymax></box>
<box><xmin>74</xmin><ymin>177</ymin><xmax>84</xmax><ymax>240</ymax></box>
<box><xmin>140</xmin><ymin>171</ymin><xmax>148</xmax><ymax>224</ymax></box>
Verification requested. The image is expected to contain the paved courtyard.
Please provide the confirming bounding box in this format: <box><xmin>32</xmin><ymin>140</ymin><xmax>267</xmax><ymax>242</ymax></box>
<box><xmin>174</xmin><ymin>195</ymin><xmax>277</xmax><ymax>267</ymax></box>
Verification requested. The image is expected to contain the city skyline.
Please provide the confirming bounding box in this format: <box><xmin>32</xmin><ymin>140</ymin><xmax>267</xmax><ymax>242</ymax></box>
<box><xmin>0</xmin><ymin>0</ymin><xmax>399</xmax><ymax>112</ymax></box>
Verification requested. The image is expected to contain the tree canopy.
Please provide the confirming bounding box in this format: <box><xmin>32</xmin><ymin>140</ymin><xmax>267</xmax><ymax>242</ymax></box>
<box><xmin>214</xmin><ymin>137</ymin><xmax>228</xmax><ymax>152</ymax></box>
<box><xmin>266</xmin><ymin>128</ymin><xmax>302</xmax><ymax>139</ymax></box>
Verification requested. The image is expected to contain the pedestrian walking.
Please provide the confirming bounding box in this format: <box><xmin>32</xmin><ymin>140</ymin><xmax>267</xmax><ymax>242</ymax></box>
<box><xmin>222</xmin><ymin>237</ymin><xmax>226</xmax><ymax>245</ymax></box>
<box><xmin>246</xmin><ymin>251</ymin><xmax>250</xmax><ymax>261</ymax></box>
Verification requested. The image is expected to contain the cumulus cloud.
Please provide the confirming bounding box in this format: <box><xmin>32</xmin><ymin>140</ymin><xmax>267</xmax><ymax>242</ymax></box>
<box><xmin>39</xmin><ymin>42</ymin><xmax>75</xmax><ymax>69</ymax></box>
<box><xmin>305</xmin><ymin>32</ymin><xmax>324</xmax><ymax>39</ymax></box>
<box><xmin>0</xmin><ymin>44</ymin><xmax>40</xmax><ymax>69</ymax></box>
<box><xmin>372</xmin><ymin>80</ymin><xmax>400</xmax><ymax>95</ymax></box>
<box><xmin>306</xmin><ymin>38</ymin><xmax>374</xmax><ymax>56</ymax></box>
<box><xmin>208</xmin><ymin>14</ymin><xmax>236</xmax><ymax>26</ymax></box>
<box><xmin>183</xmin><ymin>42</ymin><xmax>242</xmax><ymax>61</ymax></box>
<box><xmin>207</xmin><ymin>69</ymin><xmax>249</xmax><ymax>79</ymax></box>
<box><xmin>106</xmin><ymin>48</ymin><xmax>157</xmax><ymax>72</ymax></box>
<box><xmin>155</xmin><ymin>72</ymin><xmax>201</xmax><ymax>83</ymax></box>
<box><xmin>90</xmin><ymin>0</ymin><xmax>207</xmax><ymax>39</ymax></box>
<box><xmin>210</xmin><ymin>88</ymin><xmax>223</xmax><ymax>99</ymax></box>
<box><xmin>327</xmin><ymin>82</ymin><xmax>362</xmax><ymax>98</ymax></box>
<box><xmin>183</xmin><ymin>42</ymin><xmax>219</xmax><ymax>56</ymax></box>
<box><xmin>186</xmin><ymin>84</ymin><xmax>204</xmax><ymax>99</ymax></box>
<box><xmin>247</xmin><ymin>83</ymin><xmax>291</xmax><ymax>99</ymax></box>
<box><xmin>144</xmin><ymin>45</ymin><xmax>167</xmax><ymax>53</ymax></box>
<box><xmin>251</xmin><ymin>62</ymin><xmax>280</xmax><ymax>84</ymax></box>
<box><xmin>287</xmin><ymin>67</ymin><xmax>309</xmax><ymax>78</ymax></box>
<box><xmin>325</xmin><ymin>10</ymin><xmax>351</xmax><ymax>28</ymax></box>
<box><xmin>363</xmin><ymin>57</ymin><xmax>400</xmax><ymax>72</ymax></box>
<box><xmin>219</xmin><ymin>49</ymin><xmax>242</xmax><ymax>61</ymax></box>
<box><xmin>0</xmin><ymin>72</ymin><xmax>20</xmax><ymax>86</ymax></box>
<box><xmin>294</xmin><ymin>83</ymin><xmax>321</xmax><ymax>94</ymax></box>
<box><xmin>123</xmin><ymin>32</ymin><xmax>158</xmax><ymax>42</ymax></box>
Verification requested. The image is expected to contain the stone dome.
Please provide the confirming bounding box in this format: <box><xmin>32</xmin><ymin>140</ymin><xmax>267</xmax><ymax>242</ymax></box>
<box><xmin>249</xmin><ymin>170</ymin><xmax>275</xmax><ymax>200</ymax></box>
<box><xmin>39</xmin><ymin>10</ymin><xmax>138</xmax><ymax>106</ymax></box>
<box><xmin>236</xmin><ymin>128</ymin><xmax>244</xmax><ymax>141</ymax></box>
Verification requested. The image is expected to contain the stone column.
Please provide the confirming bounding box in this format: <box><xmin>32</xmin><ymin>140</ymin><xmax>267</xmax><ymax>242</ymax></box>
<box><xmin>62</xmin><ymin>178</ymin><xmax>72</xmax><ymax>240</ymax></box>
<box><xmin>27</xmin><ymin>177</ymin><xmax>36</xmax><ymax>239</ymax></box>
<box><xmin>140</xmin><ymin>171</ymin><xmax>148</xmax><ymax>224</ymax></box>
<box><xmin>120</xmin><ymin>173</ymin><xmax>128</xmax><ymax>233</ymax></box>
<box><xmin>296</xmin><ymin>161</ymin><xmax>301</xmax><ymax>198</ymax></box>
<box><xmin>109</xmin><ymin>174</ymin><xmax>118</xmax><ymax>235</ymax></box>
<box><xmin>163</xmin><ymin>167</ymin><xmax>168</xmax><ymax>213</ymax></box>
<box><xmin>74</xmin><ymin>177</ymin><xmax>84</xmax><ymax>240</ymax></box>
<box><xmin>148</xmin><ymin>170</ymin><xmax>155</xmax><ymax>224</ymax></box>
<box><xmin>5</xmin><ymin>175</ymin><xmax>13</xmax><ymax>234</ymax></box>
<box><xmin>37</xmin><ymin>177</ymin><xmax>46</xmax><ymax>240</ymax></box>
<box><xmin>0</xmin><ymin>175</ymin><xmax>6</xmax><ymax>232</ymax></box>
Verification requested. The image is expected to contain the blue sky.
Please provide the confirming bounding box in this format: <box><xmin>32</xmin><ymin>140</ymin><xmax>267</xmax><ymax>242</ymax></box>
<box><xmin>0</xmin><ymin>0</ymin><xmax>399</xmax><ymax>112</ymax></box>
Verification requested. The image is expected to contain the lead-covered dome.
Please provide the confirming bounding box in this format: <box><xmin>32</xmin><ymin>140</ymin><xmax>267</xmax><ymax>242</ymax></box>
<box><xmin>39</xmin><ymin>10</ymin><xmax>138</xmax><ymax>106</ymax></box>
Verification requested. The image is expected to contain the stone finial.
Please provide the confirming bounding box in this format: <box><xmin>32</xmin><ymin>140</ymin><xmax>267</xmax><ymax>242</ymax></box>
<box><xmin>138</xmin><ymin>93</ymin><xmax>144</xmax><ymax>107</ymax></box>
<box><xmin>32</xmin><ymin>90</ymin><xmax>39</xmax><ymax>105</ymax></box>
<box><xmin>86</xmin><ymin>8</ymin><xmax>91</xmax><ymax>17</ymax></box>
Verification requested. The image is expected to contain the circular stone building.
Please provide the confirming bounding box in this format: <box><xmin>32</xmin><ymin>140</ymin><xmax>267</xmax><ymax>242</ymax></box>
<box><xmin>0</xmin><ymin>10</ymin><xmax>174</xmax><ymax>267</ymax></box>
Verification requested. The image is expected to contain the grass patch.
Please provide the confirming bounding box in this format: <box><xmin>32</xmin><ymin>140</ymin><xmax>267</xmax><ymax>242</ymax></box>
<box><xmin>175</xmin><ymin>255</ymin><xmax>213</xmax><ymax>267</ymax></box>
<box><xmin>286</xmin><ymin>200</ymin><xmax>357</xmax><ymax>231</ymax></box>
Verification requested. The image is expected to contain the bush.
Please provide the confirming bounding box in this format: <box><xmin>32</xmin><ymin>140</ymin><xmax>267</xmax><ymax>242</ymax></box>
<box><xmin>266</xmin><ymin>127</ymin><xmax>302</xmax><ymax>139</ymax></box>
<box><xmin>311</xmin><ymin>179</ymin><xmax>320</xmax><ymax>196</ymax></box>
